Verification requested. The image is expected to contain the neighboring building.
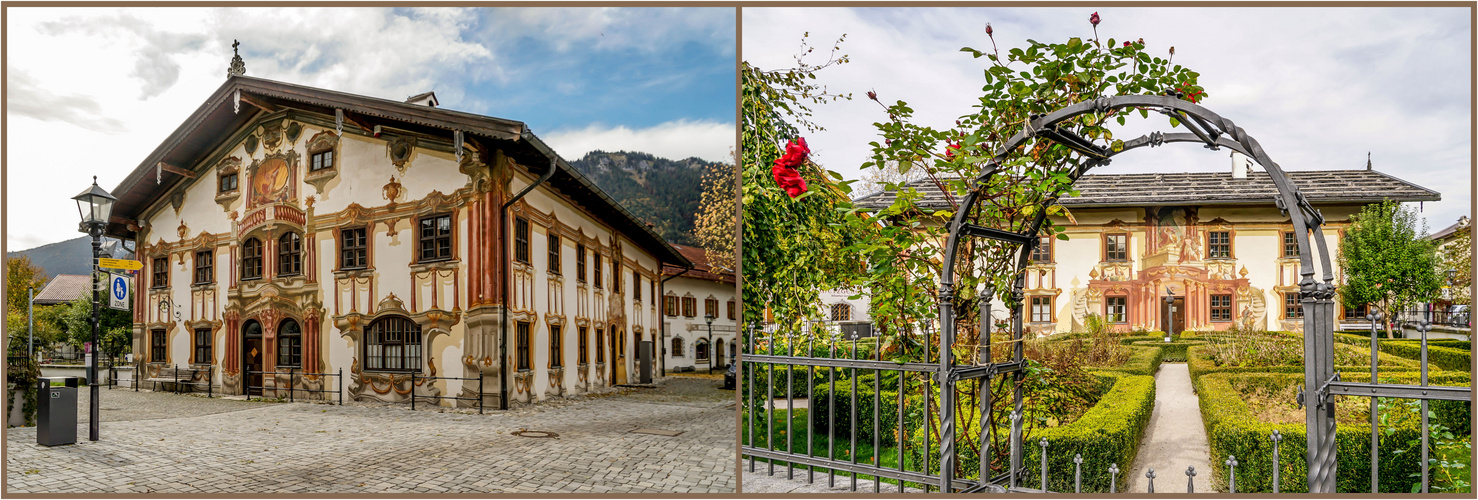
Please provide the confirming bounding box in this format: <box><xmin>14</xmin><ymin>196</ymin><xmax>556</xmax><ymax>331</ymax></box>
<box><xmin>31</xmin><ymin>274</ymin><xmax>93</xmax><ymax>306</ymax></box>
<box><xmin>102</xmin><ymin>66</ymin><xmax>689</xmax><ymax>407</ymax></box>
<box><xmin>854</xmin><ymin>160</ymin><xmax>1440</xmax><ymax>335</ymax></box>
<box><xmin>1425</xmin><ymin>216</ymin><xmax>1470</xmax><ymax>315</ymax></box>
<box><xmin>661</xmin><ymin>244</ymin><xmax>736</xmax><ymax>372</ymax></box>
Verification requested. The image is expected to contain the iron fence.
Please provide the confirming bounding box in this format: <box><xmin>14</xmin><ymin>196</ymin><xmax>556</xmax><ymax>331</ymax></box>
<box><xmin>360</xmin><ymin>370</ymin><xmax>488</xmax><ymax>413</ymax></box>
<box><xmin>246</xmin><ymin>368</ymin><xmax>344</xmax><ymax>405</ymax></box>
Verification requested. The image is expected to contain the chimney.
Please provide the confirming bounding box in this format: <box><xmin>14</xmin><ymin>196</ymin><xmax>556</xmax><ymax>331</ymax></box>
<box><xmin>1366</xmin><ymin>152</ymin><xmax>1373</xmax><ymax>171</ymax></box>
<box><xmin>406</xmin><ymin>91</ymin><xmax>438</xmax><ymax>107</ymax></box>
<box><xmin>1230</xmin><ymin>151</ymin><xmax>1250</xmax><ymax>179</ymax></box>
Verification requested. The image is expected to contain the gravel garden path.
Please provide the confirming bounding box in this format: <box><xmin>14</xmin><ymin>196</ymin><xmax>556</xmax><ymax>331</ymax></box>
<box><xmin>1127</xmin><ymin>363</ymin><xmax>1215</xmax><ymax>493</ymax></box>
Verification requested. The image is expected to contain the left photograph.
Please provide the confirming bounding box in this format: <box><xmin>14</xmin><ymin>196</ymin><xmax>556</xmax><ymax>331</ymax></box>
<box><xmin>3</xmin><ymin>6</ymin><xmax>738</xmax><ymax>495</ymax></box>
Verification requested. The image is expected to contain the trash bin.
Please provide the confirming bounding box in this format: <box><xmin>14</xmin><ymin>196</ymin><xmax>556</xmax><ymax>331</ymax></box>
<box><xmin>37</xmin><ymin>376</ymin><xmax>79</xmax><ymax>446</ymax></box>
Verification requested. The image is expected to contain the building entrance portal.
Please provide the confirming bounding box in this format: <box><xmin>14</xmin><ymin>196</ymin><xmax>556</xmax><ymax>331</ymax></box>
<box><xmin>1161</xmin><ymin>297</ymin><xmax>1184</xmax><ymax>335</ymax></box>
<box><xmin>612</xmin><ymin>327</ymin><xmax>627</xmax><ymax>385</ymax></box>
<box><xmin>242</xmin><ymin>320</ymin><xmax>264</xmax><ymax>396</ymax></box>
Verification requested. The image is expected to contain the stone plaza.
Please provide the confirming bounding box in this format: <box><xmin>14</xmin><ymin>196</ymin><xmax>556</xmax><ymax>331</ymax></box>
<box><xmin>5</xmin><ymin>375</ymin><xmax>736</xmax><ymax>494</ymax></box>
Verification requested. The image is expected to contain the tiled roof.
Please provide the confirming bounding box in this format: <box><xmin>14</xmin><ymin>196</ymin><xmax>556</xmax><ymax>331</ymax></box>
<box><xmin>662</xmin><ymin>244</ymin><xmax>735</xmax><ymax>284</ymax></box>
<box><xmin>853</xmin><ymin>170</ymin><xmax>1440</xmax><ymax>211</ymax></box>
<box><xmin>31</xmin><ymin>274</ymin><xmax>92</xmax><ymax>306</ymax></box>
<box><xmin>1428</xmin><ymin>217</ymin><xmax>1470</xmax><ymax>241</ymax></box>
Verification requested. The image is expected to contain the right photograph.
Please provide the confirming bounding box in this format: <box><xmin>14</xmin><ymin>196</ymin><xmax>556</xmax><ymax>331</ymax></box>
<box><xmin>740</xmin><ymin>6</ymin><xmax>1473</xmax><ymax>496</ymax></box>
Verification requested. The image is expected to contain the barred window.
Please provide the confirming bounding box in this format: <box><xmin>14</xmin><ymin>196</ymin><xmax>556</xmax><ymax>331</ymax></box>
<box><xmin>277</xmin><ymin>319</ymin><xmax>301</xmax><ymax>367</ymax></box>
<box><xmin>1211</xmin><ymin>294</ymin><xmax>1233</xmax><ymax>321</ymax></box>
<box><xmin>419</xmin><ymin>214</ymin><xmax>453</xmax><ymax>262</ymax></box>
<box><xmin>194</xmin><ymin>250</ymin><xmax>214</xmax><ymax>284</ymax></box>
<box><xmin>1285</xmin><ymin>292</ymin><xmax>1303</xmax><ymax>319</ymax></box>
<box><xmin>1105</xmin><ymin>234</ymin><xmax>1128</xmax><ymax>261</ymax></box>
<box><xmin>672</xmin><ymin>337</ymin><xmax>685</xmax><ymax>357</ymax></box>
<box><xmin>278</xmin><ymin>232</ymin><xmax>302</xmax><ymax>276</ymax></box>
<box><xmin>831</xmin><ymin>303</ymin><xmax>852</xmax><ymax>321</ymax></box>
<box><xmin>241</xmin><ymin>238</ymin><xmax>263</xmax><ymax>280</ymax></box>
<box><xmin>1106</xmin><ymin>296</ymin><xmax>1127</xmax><ymax>324</ymax></box>
<box><xmin>1207</xmin><ymin>231</ymin><xmax>1231</xmax><ymax>258</ymax></box>
<box><xmin>1031</xmin><ymin>296</ymin><xmax>1052</xmax><ymax>323</ymax></box>
<box><xmin>340</xmin><ymin>228</ymin><xmax>367</xmax><ymax>269</ymax></box>
<box><xmin>365</xmin><ymin>316</ymin><xmax>421</xmax><ymax>372</ymax></box>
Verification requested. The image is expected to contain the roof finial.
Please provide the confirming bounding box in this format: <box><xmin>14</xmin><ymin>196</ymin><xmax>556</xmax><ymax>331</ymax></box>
<box><xmin>227</xmin><ymin>39</ymin><xmax>246</xmax><ymax>78</ymax></box>
<box><xmin>1366</xmin><ymin>151</ymin><xmax>1372</xmax><ymax>171</ymax></box>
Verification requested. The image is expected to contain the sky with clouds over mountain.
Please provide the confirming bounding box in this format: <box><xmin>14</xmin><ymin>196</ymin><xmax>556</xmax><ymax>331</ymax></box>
<box><xmin>744</xmin><ymin>6</ymin><xmax>1471</xmax><ymax>231</ymax></box>
<box><xmin>5</xmin><ymin>6</ymin><xmax>735</xmax><ymax>251</ymax></box>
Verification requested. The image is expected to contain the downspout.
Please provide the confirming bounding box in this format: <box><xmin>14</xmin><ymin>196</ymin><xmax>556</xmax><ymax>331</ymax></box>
<box><xmin>499</xmin><ymin>132</ymin><xmax>558</xmax><ymax>410</ymax></box>
<box><xmin>659</xmin><ymin>266</ymin><xmax>694</xmax><ymax>375</ymax></box>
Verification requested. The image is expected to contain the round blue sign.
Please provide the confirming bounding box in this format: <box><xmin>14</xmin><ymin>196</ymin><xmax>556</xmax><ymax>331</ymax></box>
<box><xmin>112</xmin><ymin>276</ymin><xmax>127</xmax><ymax>301</ymax></box>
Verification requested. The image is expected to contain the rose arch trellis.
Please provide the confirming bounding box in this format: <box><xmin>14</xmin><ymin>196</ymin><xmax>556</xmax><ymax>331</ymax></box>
<box><xmin>935</xmin><ymin>94</ymin><xmax>1473</xmax><ymax>493</ymax></box>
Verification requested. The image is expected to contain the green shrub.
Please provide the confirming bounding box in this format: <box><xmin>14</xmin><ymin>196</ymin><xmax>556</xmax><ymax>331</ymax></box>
<box><xmin>1126</xmin><ymin>339</ymin><xmax>1205</xmax><ymax>362</ymax></box>
<box><xmin>1186</xmin><ymin>344</ymin><xmax>1421</xmax><ymax>385</ymax></box>
<box><xmin>1086</xmin><ymin>345</ymin><xmax>1162</xmax><ymax>377</ymax></box>
<box><xmin>810</xmin><ymin>380</ymin><xmax>901</xmax><ymax>447</ymax></box>
<box><xmin>1368</xmin><ymin>342</ymin><xmax>1472</xmax><ymax>372</ymax></box>
<box><xmin>1019</xmin><ymin>373</ymin><xmax>1157</xmax><ymax>493</ymax></box>
<box><xmin>1196</xmin><ymin>371</ymin><xmax>1471</xmax><ymax>492</ymax></box>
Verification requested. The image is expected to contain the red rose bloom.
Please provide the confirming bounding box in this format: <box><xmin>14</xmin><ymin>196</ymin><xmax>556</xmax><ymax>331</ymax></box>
<box><xmin>1090</xmin><ymin>12</ymin><xmax>1100</xmax><ymax>26</ymax></box>
<box><xmin>771</xmin><ymin>137</ymin><xmax>811</xmax><ymax>198</ymax></box>
<box><xmin>945</xmin><ymin>142</ymin><xmax>962</xmax><ymax>160</ymax></box>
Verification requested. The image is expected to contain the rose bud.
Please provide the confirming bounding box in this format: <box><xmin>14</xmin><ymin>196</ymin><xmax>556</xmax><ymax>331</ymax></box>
<box><xmin>1169</xmin><ymin>46</ymin><xmax>1175</xmax><ymax>56</ymax></box>
<box><xmin>1090</xmin><ymin>12</ymin><xmax>1100</xmax><ymax>26</ymax></box>
<box><xmin>867</xmin><ymin>90</ymin><xmax>877</xmax><ymax>101</ymax></box>
<box><xmin>1138</xmin><ymin>38</ymin><xmax>1144</xmax><ymax>45</ymax></box>
<box><xmin>985</xmin><ymin>23</ymin><xmax>993</xmax><ymax>36</ymax></box>
<box><xmin>1123</xmin><ymin>41</ymin><xmax>1130</xmax><ymax>47</ymax></box>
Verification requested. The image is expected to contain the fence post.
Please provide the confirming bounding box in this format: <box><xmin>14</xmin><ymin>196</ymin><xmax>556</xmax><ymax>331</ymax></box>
<box><xmin>1108</xmin><ymin>463</ymin><xmax>1119</xmax><ymax>493</ymax></box>
<box><xmin>411</xmin><ymin>372</ymin><xmax>416</xmax><ymax>411</ymax></box>
<box><xmin>1145</xmin><ymin>468</ymin><xmax>1155</xmax><ymax>493</ymax></box>
<box><xmin>478</xmin><ymin>373</ymin><xmax>484</xmax><ymax>414</ymax></box>
<box><xmin>1226</xmin><ymin>455</ymin><xmax>1238</xmax><ymax>493</ymax></box>
<box><xmin>1073</xmin><ymin>454</ymin><xmax>1082</xmax><ymax>493</ymax></box>
<box><xmin>174</xmin><ymin>364</ymin><xmax>179</xmax><ymax>394</ymax></box>
<box><xmin>208</xmin><ymin>366</ymin><xmax>213</xmax><ymax>398</ymax></box>
<box><xmin>338</xmin><ymin>367</ymin><xmax>343</xmax><ymax>406</ymax></box>
<box><xmin>1185</xmin><ymin>466</ymin><xmax>1195</xmax><ymax>493</ymax></box>
<box><xmin>1271</xmin><ymin>430</ymin><xmax>1282</xmax><ymax>493</ymax></box>
<box><xmin>289</xmin><ymin>367</ymin><xmax>295</xmax><ymax>403</ymax></box>
<box><xmin>1039</xmin><ymin>438</ymin><xmax>1048</xmax><ymax>492</ymax></box>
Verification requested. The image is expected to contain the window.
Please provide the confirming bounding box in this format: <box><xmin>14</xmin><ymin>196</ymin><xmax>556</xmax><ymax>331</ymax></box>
<box><xmin>576</xmin><ymin>244</ymin><xmax>587</xmax><ymax>283</ymax></box>
<box><xmin>241</xmin><ymin>238</ymin><xmax>263</xmax><ymax>280</ymax></box>
<box><xmin>151</xmin><ymin>329</ymin><xmax>167</xmax><ymax>362</ymax></box>
<box><xmin>1030</xmin><ymin>235</ymin><xmax>1052</xmax><ymax>262</ymax></box>
<box><xmin>550</xmin><ymin>325</ymin><xmax>563</xmax><ymax>369</ymax></box>
<box><xmin>1105</xmin><ymin>234</ymin><xmax>1128</xmax><ymax>261</ymax></box>
<box><xmin>705</xmin><ymin>298</ymin><xmax>718</xmax><ymax>319</ymax></box>
<box><xmin>1106</xmin><ymin>296</ymin><xmax>1127</xmax><ymax>324</ymax></box>
<box><xmin>219</xmin><ymin>172</ymin><xmax>238</xmax><ymax>193</ymax></box>
<box><xmin>340</xmin><ymin>228</ymin><xmax>367</xmax><ymax>269</ymax></box>
<box><xmin>152</xmin><ymin>257</ymin><xmax>169</xmax><ymax>288</ymax></box>
<box><xmin>578</xmin><ymin>327</ymin><xmax>589</xmax><ymax>365</ymax></box>
<box><xmin>1207</xmin><ymin>231</ymin><xmax>1231</xmax><ymax>258</ymax></box>
<box><xmin>665</xmin><ymin>296</ymin><xmax>679</xmax><ymax>316</ymax></box>
<box><xmin>633</xmin><ymin>271</ymin><xmax>641</xmax><ymax>300</ymax></box>
<box><xmin>310</xmin><ymin>150</ymin><xmax>334</xmax><ymax>171</ymax></box>
<box><xmin>1344</xmin><ymin>303</ymin><xmax>1370</xmax><ymax>320</ymax></box>
<box><xmin>831</xmin><ymin>303</ymin><xmax>852</xmax><ymax>321</ymax></box>
<box><xmin>672</xmin><ymin>337</ymin><xmax>684</xmax><ymax>357</ymax></box>
<box><xmin>277</xmin><ymin>319</ymin><xmax>301</xmax><ymax>367</ymax></box>
<box><xmin>419</xmin><ymin>214</ymin><xmax>453</xmax><ymax>262</ymax></box>
<box><xmin>1211</xmin><ymin>294</ymin><xmax>1233</xmax><ymax>321</ymax></box>
<box><xmin>728</xmin><ymin>300</ymin><xmax>736</xmax><ymax>320</ymax></box>
<box><xmin>365</xmin><ymin>316</ymin><xmax>421</xmax><ymax>372</ymax></box>
<box><xmin>1285</xmin><ymin>292</ymin><xmax>1303</xmax><ymax>319</ymax></box>
<box><xmin>593</xmin><ymin>255</ymin><xmax>603</xmax><ymax>289</ymax></box>
<box><xmin>595</xmin><ymin>328</ymin><xmax>605</xmax><ymax>363</ymax></box>
<box><xmin>613</xmin><ymin>262</ymin><xmax>622</xmax><ymax>290</ymax></box>
<box><xmin>1282</xmin><ymin>232</ymin><xmax>1300</xmax><ymax>257</ymax></box>
<box><xmin>278</xmin><ymin>232</ymin><xmax>302</xmax><ymax>276</ymax></box>
<box><xmin>516</xmin><ymin>321</ymin><xmax>531</xmax><ymax>371</ymax></box>
<box><xmin>547</xmin><ymin>234</ymin><xmax>561</xmax><ymax>274</ymax></box>
<box><xmin>651</xmin><ymin>282</ymin><xmax>656</xmax><ymax>305</ymax></box>
<box><xmin>514</xmin><ymin>217</ymin><xmax>530</xmax><ymax>264</ymax></box>
<box><xmin>682</xmin><ymin>297</ymin><xmax>697</xmax><ymax>318</ymax></box>
<box><xmin>695</xmin><ymin>340</ymin><xmax>710</xmax><ymax>361</ymax></box>
<box><xmin>1031</xmin><ymin>296</ymin><xmax>1052</xmax><ymax>323</ymax></box>
<box><xmin>194</xmin><ymin>250</ymin><xmax>213</xmax><ymax>284</ymax></box>
<box><xmin>194</xmin><ymin>328</ymin><xmax>211</xmax><ymax>365</ymax></box>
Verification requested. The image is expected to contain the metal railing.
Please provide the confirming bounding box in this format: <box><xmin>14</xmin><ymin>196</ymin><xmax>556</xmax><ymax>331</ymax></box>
<box><xmin>246</xmin><ymin>368</ymin><xmax>344</xmax><ymax>405</ymax></box>
<box><xmin>370</xmin><ymin>371</ymin><xmax>487</xmax><ymax>414</ymax></box>
<box><xmin>1393</xmin><ymin>307</ymin><xmax>1469</xmax><ymax>329</ymax></box>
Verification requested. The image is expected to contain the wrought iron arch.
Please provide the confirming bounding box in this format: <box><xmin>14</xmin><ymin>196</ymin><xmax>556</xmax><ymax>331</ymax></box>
<box><xmin>937</xmin><ymin>94</ymin><xmax>1341</xmax><ymax>492</ymax></box>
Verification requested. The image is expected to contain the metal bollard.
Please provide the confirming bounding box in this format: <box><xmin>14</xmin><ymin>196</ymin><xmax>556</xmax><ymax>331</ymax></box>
<box><xmin>289</xmin><ymin>368</ymin><xmax>295</xmax><ymax>403</ymax></box>
<box><xmin>338</xmin><ymin>367</ymin><xmax>344</xmax><ymax>406</ymax></box>
<box><xmin>1073</xmin><ymin>453</ymin><xmax>1083</xmax><ymax>493</ymax></box>
<box><xmin>410</xmin><ymin>372</ymin><xmax>417</xmax><ymax>411</ymax></box>
<box><xmin>1146</xmin><ymin>468</ymin><xmax>1156</xmax><ymax>493</ymax></box>
<box><xmin>1108</xmin><ymin>463</ymin><xmax>1119</xmax><ymax>493</ymax></box>
<box><xmin>1226</xmin><ymin>455</ymin><xmax>1239</xmax><ymax>493</ymax></box>
<box><xmin>1185</xmin><ymin>466</ymin><xmax>1196</xmax><ymax>493</ymax></box>
<box><xmin>1039</xmin><ymin>438</ymin><xmax>1049</xmax><ymax>491</ymax></box>
<box><xmin>1271</xmin><ymin>430</ymin><xmax>1282</xmax><ymax>493</ymax></box>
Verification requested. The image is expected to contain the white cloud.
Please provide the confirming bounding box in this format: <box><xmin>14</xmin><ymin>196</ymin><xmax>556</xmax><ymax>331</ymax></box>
<box><xmin>743</xmin><ymin>6</ymin><xmax>1471</xmax><ymax>230</ymax></box>
<box><xmin>540</xmin><ymin>120</ymin><xmax>735</xmax><ymax>164</ymax></box>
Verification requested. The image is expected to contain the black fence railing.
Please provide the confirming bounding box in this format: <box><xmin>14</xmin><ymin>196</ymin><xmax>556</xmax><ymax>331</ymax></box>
<box><xmin>246</xmin><ymin>368</ymin><xmax>344</xmax><ymax>405</ymax></box>
<box><xmin>370</xmin><ymin>371</ymin><xmax>486</xmax><ymax>414</ymax></box>
<box><xmin>1393</xmin><ymin>308</ymin><xmax>1470</xmax><ymax>328</ymax></box>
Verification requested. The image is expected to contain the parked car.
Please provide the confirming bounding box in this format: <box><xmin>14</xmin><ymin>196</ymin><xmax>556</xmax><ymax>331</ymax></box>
<box><xmin>1447</xmin><ymin>304</ymin><xmax>1470</xmax><ymax>328</ymax></box>
<box><xmin>722</xmin><ymin>363</ymin><xmax>736</xmax><ymax>390</ymax></box>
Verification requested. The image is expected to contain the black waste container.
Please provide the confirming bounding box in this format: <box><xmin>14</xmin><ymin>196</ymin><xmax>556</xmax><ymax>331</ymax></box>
<box><xmin>36</xmin><ymin>377</ymin><xmax>79</xmax><ymax>446</ymax></box>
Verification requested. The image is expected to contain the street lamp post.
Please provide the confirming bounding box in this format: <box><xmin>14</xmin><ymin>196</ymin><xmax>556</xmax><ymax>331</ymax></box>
<box><xmin>1163</xmin><ymin>288</ymin><xmax>1176</xmax><ymax>343</ymax></box>
<box><xmin>74</xmin><ymin>176</ymin><xmax>116</xmax><ymax>442</ymax></box>
<box><xmin>705</xmin><ymin>313</ymin><xmax>715</xmax><ymax>374</ymax></box>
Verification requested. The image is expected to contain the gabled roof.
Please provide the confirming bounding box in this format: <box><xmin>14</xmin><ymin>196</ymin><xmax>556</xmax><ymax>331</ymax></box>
<box><xmin>105</xmin><ymin>75</ymin><xmax>688</xmax><ymax>267</ymax></box>
<box><xmin>662</xmin><ymin>244</ymin><xmax>735</xmax><ymax>285</ymax></box>
<box><xmin>32</xmin><ymin>275</ymin><xmax>92</xmax><ymax>306</ymax></box>
<box><xmin>1428</xmin><ymin>217</ymin><xmax>1470</xmax><ymax>242</ymax></box>
<box><xmin>852</xmin><ymin>170</ymin><xmax>1440</xmax><ymax>211</ymax></box>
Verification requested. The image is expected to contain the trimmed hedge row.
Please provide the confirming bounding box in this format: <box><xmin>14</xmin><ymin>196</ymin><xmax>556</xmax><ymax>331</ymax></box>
<box><xmin>1185</xmin><ymin>345</ymin><xmax>1422</xmax><ymax>385</ymax></box>
<box><xmin>1085</xmin><ymin>345</ymin><xmax>1163</xmax><ymax>377</ymax></box>
<box><xmin>1364</xmin><ymin>342</ymin><xmax>1472</xmax><ymax>372</ymax></box>
<box><xmin>1196</xmin><ymin>371</ymin><xmax>1472</xmax><ymax>493</ymax></box>
<box><xmin>1126</xmin><ymin>340</ymin><xmax>1205</xmax><ymax>362</ymax></box>
<box><xmin>1021</xmin><ymin>372</ymin><xmax>1158</xmax><ymax>493</ymax></box>
<box><xmin>1334</xmin><ymin>332</ymin><xmax>1471</xmax><ymax>351</ymax></box>
<box><xmin>810</xmin><ymin>380</ymin><xmax>901</xmax><ymax>447</ymax></box>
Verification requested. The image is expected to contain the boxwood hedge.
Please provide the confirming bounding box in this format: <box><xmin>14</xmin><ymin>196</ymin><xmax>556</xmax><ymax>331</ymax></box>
<box><xmin>810</xmin><ymin>380</ymin><xmax>902</xmax><ymax>447</ymax></box>
<box><xmin>1364</xmin><ymin>342</ymin><xmax>1472</xmax><ymax>372</ymax></box>
<box><xmin>1020</xmin><ymin>372</ymin><xmax>1157</xmax><ymax>493</ymax></box>
<box><xmin>1085</xmin><ymin>345</ymin><xmax>1163</xmax><ymax>377</ymax></box>
<box><xmin>1185</xmin><ymin>345</ymin><xmax>1422</xmax><ymax>385</ymax></box>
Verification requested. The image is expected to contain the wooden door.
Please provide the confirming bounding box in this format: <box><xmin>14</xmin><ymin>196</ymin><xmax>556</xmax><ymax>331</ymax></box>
<box><xmin>612</xmin><ymin>327</ymin><xmax>627</xmax><ymax>384</ymax></box>
<box><xmin>1160</xmin><ymin>297</ymin><xmax>1185</xmax><ymax>335</ymax></box>
<box><xmin>243</xmin><ymin>337</ymin><xmax>263</xmax><ymax>396</ymax></box>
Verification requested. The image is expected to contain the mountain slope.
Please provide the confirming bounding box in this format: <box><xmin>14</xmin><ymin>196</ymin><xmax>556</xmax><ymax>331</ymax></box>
<box><xmin>570</xmin><ymin>150</ymin><xmax>716</xmax><ymax>246</ymax></box>
<box><xmin>7</xmin><ymin>236</ymin><xmax>134</xmax><ymax>278</ymax></box>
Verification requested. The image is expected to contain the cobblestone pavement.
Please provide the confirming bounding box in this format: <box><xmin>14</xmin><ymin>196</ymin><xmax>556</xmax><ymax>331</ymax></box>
<box><xmin>6</xmin><ymin>376</ymin><xmax>736</xmax><ymax>494</ymax></box>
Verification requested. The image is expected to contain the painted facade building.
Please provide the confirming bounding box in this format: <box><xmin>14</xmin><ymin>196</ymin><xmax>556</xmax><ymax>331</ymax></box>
<box><xmin>104</xmin><ymin>71</ymin><xmax>690</xmax><ymax>408</ymax></box>
<box><xmin>855</xmin><ymin>161</ymin><xmax>1439</xmax><ymax>335</ymax></box>
<box><xmin>661</xmin><ymin>245</ymin><xmax>736</xmax><ymax>372</ymax></box>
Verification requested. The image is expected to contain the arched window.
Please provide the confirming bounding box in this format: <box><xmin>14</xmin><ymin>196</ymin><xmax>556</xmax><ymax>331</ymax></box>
<box><xmin>277</xmin><ymin>319</ymin><xmax>301</xmax><ymax>367</ymax></box>
<box><xmin>241</xmin><ymin>238</ymin><xmax>263</xmax><ymax>280</ymax></box>
<box><xmin>831</xmin><ymin>303</ymin><xmax>852</xmax><ymax>322</ymax></box>
<box><xmin>671</xmin><ymin>337</ymin><xmax>684</xmax><ymax>357</ymax></box>
<box><xmin>694</xmin><ymin>339</ymin><xmax>710</xmax><ymax>362</ymax></box>
<box><xmin>278</xmin><ymin>233</ymin><xmax>302</xmax><ymax>276</ymax></box>
<box><xmin>365</xmin><ymin>316</ymin><xmax>421</xmax><ymax>372</ymax></box>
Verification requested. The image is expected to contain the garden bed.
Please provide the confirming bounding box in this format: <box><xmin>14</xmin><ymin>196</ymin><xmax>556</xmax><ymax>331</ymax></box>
<box><xmin>1186</xmin><ymin>342</ymin><xmax>1421</xmax><ymax>385</ymax></box>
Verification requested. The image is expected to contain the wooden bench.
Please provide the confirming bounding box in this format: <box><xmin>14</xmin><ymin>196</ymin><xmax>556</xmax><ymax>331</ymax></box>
<box><xmin>146</xmin><ymin>366</ymin><xmax>206</xmax><ymax>394</ymax></box>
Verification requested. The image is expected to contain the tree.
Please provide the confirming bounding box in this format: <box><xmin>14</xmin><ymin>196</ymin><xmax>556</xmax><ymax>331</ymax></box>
<box><xmin>4</xmin><ymin>256</ymin><xmax>51</xmax><ymax>355</ymax></box>
<box><xmin>692</xmin><ymin>153</ymin><xmax>738</xmax><ymax>274</ymax></box>
<box><xmin>1338</xmin><ymin>200</ymin><xmax>1443</xmax><ymax>337</ymax></box>
<box><xmin>53</xmin><ymin>294</ymin><xmax>133</xmax><ymax>361</ymax></box>
<box><xmin>1435</xmin><ymin>217</ymin><xmax>1471</xmax><ymax>306</ymax></box>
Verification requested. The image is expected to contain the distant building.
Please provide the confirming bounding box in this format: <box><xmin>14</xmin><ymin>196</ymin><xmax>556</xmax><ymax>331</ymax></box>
<box><xmin>31</xmin><ymin>274</ymin><xmax>93</xmax><ymax>306</ymax></box>
<box><xmin>855</xmin><ymin>160</ymin><xmax>1439</xmax><ymax>335</ymax></box>
<box><xmin>661</xmin><ymin>245</ymin><xmax>736</xmax><ymax>372</ymax></box>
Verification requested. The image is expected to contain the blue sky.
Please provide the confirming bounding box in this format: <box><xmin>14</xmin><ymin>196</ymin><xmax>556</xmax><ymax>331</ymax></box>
<box><xmin>5</xmin><ymin>7</ymin><xmax>736</xmax><ymax>251</ymax></box>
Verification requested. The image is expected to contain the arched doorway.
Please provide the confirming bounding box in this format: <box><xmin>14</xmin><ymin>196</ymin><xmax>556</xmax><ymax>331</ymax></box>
<box><xmin>242</xmin><ymin>320</ymin><xmax>263</xmax><ymax>396</ymax></box>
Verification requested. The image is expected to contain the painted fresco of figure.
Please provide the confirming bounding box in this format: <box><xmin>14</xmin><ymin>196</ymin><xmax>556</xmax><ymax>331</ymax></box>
<box><xmin>251</xmin><ymin>157</ymin><xmax>293</xmax><ymax>206</ymax></box>
<box><xmin>1156</xmin><ymin>207</ymin><xmax>1200</xmax><ymax>262</ymax></box>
